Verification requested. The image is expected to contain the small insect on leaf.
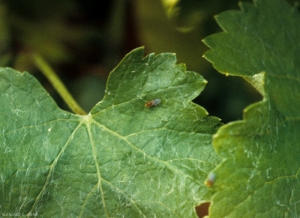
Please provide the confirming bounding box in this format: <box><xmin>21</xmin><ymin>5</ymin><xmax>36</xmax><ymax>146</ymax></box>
<box><xmin>205</xmin><ymin>172</ymin><xmax>216</xmax><ymax>187</ymax></box>
<box><xmin>145</xmin><ymin>98</ymin><xmax>161</xmax><ymax>107</ymax></box>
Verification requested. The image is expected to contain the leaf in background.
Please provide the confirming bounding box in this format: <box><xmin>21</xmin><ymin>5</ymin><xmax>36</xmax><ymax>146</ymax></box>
<box><xmin>203</xmin><ymin>0</ymin><xmax>300</xmax><ymax>217</ymax></box>
<box><xmin>0</xmin><ymin>48</ymin><xmax>221</xmax><ymax>217</ymax></box>
<box><xmin>133</xmin><ymin>0</ymin><xmax>211</xmax><ymax>72</ymax></box>
<box><xmin>160</xmin><ymin>0</ymin><xmax>237</xmax><ymax>32</ymax></box>
<box><xmin>161</xmin><ymin>0</ymin><xmax>207</xmax><ymax>32</ymax></box>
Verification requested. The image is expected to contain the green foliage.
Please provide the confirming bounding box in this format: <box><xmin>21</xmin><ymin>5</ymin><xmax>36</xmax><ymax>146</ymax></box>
<box><xmin>0</xmin><ymin>48</ymin><xmax>221</xmax><ymax>217</ymax></box>
<box><xmin>203</xmin><ymin>0</ymin><xmax>300</xmax><ymax>217</ymax></box>
<box><xmin>1</xmin><ymin>0</ymin><xmax>299</xmax><ymax>217</ymax></box>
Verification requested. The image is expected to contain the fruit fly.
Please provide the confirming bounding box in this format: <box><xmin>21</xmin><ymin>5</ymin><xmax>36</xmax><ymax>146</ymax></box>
<box><xmin>205</xmin><ymin>172</ymin><xmax>216</xmax><ymax>187</ymax></box>
<box><xmin>145</xmin><ymin>98</ymin><xmax>161</xmax><ymax>107</ymax></box>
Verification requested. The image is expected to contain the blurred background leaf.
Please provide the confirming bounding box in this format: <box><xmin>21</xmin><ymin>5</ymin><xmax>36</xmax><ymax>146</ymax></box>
<box><xmin>161</xmin><ymin>0</ymin><xmax>236</xmax><ymax>32</ymax></box>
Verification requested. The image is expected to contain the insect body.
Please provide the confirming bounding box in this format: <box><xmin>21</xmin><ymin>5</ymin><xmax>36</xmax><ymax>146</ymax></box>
<box><xmin>205</xmin><ymin>172</ymin><xmax>216</xmax><ymax>187</ymax></box>
<box><xmin>145</xmin><ymin>98</ymin><xmax>161</xmax><ymax>107</ymax></box>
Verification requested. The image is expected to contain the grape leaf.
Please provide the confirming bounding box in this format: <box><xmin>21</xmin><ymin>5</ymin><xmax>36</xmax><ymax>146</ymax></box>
<box><xmin>203</xmin><ymin>0</ymin><xmax>300</xmax><ymax>217</ymax></box>
<box><xmin>0</xmin><ymin>48</ymin><xmax>221</xmax><ymax>217</ymax></box>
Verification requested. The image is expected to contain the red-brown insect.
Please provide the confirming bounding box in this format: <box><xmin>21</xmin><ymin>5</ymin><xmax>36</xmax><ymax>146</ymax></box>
<box><xmin>145</xmin><ymin>99</ymin><xmax>161</xmax><ymax>107</ymax></box>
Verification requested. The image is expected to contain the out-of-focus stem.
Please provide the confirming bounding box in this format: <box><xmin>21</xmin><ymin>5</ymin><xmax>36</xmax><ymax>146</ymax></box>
<box><xmin>33</xmin><ymin>53</ymin><xmax>87</xmax><ymax>115</ymax></box>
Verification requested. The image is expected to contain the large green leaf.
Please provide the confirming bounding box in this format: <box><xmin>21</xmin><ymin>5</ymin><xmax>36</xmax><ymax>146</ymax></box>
<box><xmin>203</xmin><ymin>0</ymin><xmax>300</xmax><ymax>217</ymax></box>
<box><xmin>0</xmin><ymin>48</ymin><xmax>221</xmax><ymax>217</ymax></box>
